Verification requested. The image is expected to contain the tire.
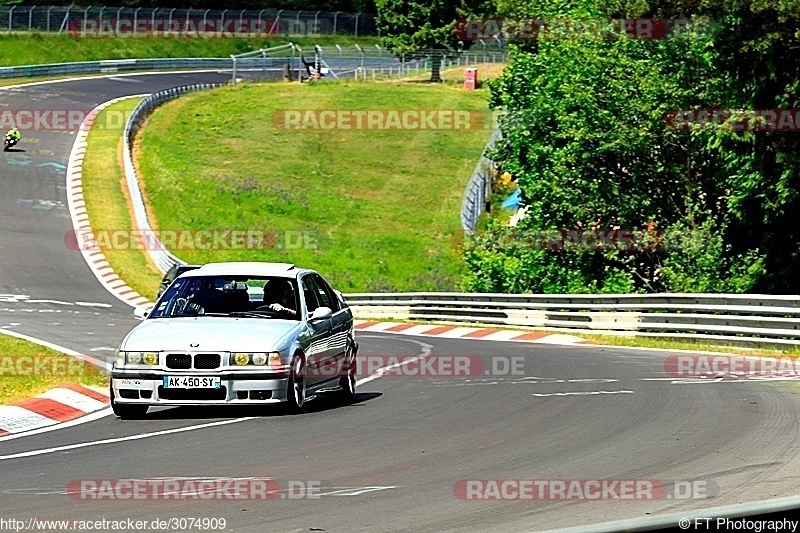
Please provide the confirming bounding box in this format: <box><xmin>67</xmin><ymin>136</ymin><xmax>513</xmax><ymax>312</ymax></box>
<box><xmin>336</xmin><ymin>346</ymin><xmax>357</xmax><ymax>403</ymax></box>
<box><xmin>285</xmin><ymin>355</ymin><xmax>306</xmax><ymax>412</ymax></box>
<box><xmin>109</xmin><ymin>384</ymin><xmax>148</xmax><ymax>419</ymax></box>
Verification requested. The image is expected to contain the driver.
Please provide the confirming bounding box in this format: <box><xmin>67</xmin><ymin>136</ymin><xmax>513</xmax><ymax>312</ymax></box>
<box><xmin>263</xmin><ymin>280</ymin><xmax>297</xmax><ymax>317</ymax></box>
<box><xmin>6</xmin><ymin>128</ymin><xmax>21</xmax><ymax>142</ymax></box>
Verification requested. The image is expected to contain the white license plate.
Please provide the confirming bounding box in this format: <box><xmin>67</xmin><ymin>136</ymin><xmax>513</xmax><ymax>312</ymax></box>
<box><xmin>162</xmin><ymin>376</ymin><xmax>221</xmax><ymax>389</ymax></box>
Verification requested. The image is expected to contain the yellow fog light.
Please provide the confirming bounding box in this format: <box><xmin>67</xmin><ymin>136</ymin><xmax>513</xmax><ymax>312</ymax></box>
<box><xmin>251</xmin><ymin>353</ymin><xmax>268</xmax><ymax>366</ymax></box>
<box><xmin>142</xmin><ymin>352</ymin><xmax>158</xmax><ymax>365</ymax></box>
<box><xmin>268</xmin><ymin>353</ymin><xmax>282</xmax><ymax>366</ymax></box>
<box><xmin>234</xmin><ymin>353</ymin><xmax>250</xmax><ymax>366</ymax></box>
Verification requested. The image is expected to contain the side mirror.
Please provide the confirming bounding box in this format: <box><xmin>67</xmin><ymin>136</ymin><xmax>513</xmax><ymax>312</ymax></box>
<box><xmin>309</xmin><ymin>306</ymin><xmax>332</xmax><ymax>321</ymax></box>
<box><xmin>133</xmin><ymin>306</ymin><xmax>152</xmax><ymax>320</ymax></box>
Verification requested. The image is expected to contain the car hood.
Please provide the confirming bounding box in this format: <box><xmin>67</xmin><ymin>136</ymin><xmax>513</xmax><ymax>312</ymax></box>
<box><xmin>121</xmin><ymin>317</ymin><xmax>301</xmax><ymax>352</ymax></box>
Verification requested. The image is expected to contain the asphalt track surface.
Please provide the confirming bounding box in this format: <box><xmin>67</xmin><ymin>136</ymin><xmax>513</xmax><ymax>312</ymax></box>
<box><xmin>2</xmin><ymin>72</ymin><xmax>800</xmax><ymax>533</ymax></box>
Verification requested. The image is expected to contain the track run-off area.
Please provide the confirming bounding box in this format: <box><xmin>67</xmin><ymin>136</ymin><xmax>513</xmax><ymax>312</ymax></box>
<box><xmin>3</xmin><ymin>72</ymin><xmax>800</xmax><ymax>532</ymax></box>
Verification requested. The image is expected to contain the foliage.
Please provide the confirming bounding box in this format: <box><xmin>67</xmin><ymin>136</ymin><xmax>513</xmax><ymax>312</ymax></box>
<box><xmin>375</xmin><ymin>0</ymin><xmax>495</xmax><ymax>80</ymax></box>
<box><xmin>463</xmin><ymin>0</ymin><xmax>800</xmax><ymax>294</ymax></box>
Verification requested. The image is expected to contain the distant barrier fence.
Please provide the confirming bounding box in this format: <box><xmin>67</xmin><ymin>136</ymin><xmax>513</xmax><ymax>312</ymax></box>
<box><xmin>233</xmin><ymin>44</ymin><xmax>508</xmax><ymax>82</ymax></box>
<box><xmin>345</xmin><ymin>292</ymin><xmax>800</xmax><ymax>347</ymax></box>
<box><xmin>0</xmin><ymin>6</ymin><xmax>377</xmax><ymax>36</ymax></box>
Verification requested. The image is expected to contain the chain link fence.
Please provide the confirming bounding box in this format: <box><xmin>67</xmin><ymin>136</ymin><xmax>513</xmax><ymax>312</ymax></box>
<box><xmin>232</xmin><ymin>44</ymin><xmax>508</xmax><ymax>83</ymax></box>
<box><xmin>0</xmin><ymin>6</ymin><xmax>377</xmax><ymax>36</ymax></box>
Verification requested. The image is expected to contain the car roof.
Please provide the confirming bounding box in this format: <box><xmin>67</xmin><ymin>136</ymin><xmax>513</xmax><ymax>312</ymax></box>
<box><xmin>182</xmin><ymin>262</ymin><xmax>305</xmax><ymax>278</ymax></box>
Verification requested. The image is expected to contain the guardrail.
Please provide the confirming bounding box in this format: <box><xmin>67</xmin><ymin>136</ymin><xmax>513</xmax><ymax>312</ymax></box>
<box><xmin>0</xmin><ymin>57</ymin><xmax>235</xmax><ymax>80</ymax></box>
<box><xmin>345</xmin><ymin>292</ymin><xmax>800</xmax><ymax>347</ymax></box>
<box><xmin>461</xmin><ymin>128</ymin><xmax>501</xmax><ymax>233</ymax></box>
<box><xmin>122</xmin><ymin>84</ymin><xmax>226</xmax><ymax>274</ymax></box>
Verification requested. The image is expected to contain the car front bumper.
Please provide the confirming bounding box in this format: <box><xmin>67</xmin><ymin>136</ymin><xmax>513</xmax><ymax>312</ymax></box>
<box><xmin>111</xmin><ymin>371</ymin><xmax>291</xmax><ymax>405</ymax></box>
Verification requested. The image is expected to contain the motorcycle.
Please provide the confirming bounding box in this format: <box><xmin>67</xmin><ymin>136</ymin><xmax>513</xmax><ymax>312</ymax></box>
<box><xmin>4</xmin><ymin>133</ymin><xmax>19</xmax><ymax>151</ymax></box>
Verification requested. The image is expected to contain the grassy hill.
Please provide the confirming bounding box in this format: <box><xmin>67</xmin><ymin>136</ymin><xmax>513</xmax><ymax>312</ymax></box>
<box><xmin>135</xmin><ymin>79</ymin><xmax>493</xmax><ymax>292</ymax></box>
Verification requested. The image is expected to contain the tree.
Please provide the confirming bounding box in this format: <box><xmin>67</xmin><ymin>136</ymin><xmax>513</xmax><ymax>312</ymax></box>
<box><xmin>375</xmin><ymin>0</ymin><xmax>494</xmax><ymax>82</ymax></box>
<box><xmin>463</xmin><ymin>0</ymin><xmax>774</xmax><ymax>293</ymax></box>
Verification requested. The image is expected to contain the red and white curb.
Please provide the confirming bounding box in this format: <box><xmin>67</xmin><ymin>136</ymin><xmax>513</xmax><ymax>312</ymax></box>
<box><xmin>354</xmin><ymin>320</ymin><xmax>586</xmax><ymax>345</ymax></box>
<box><xmin>66</xmin><ymin>95</ymin><xmax>152</xmax><ymax>308</ymax></box>
<box><xmin>0</xmin><ymin>383</ymin><xmax>109</xmax><ymax>437</ymax></box>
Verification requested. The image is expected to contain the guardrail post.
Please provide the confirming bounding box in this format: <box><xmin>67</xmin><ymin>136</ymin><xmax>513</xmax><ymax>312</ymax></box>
<box><xmin>28</xmin><ymin>6</ymin><xmax>34</xmax><ymax>32</ymax></box>
<box><xmin>9</xmin><ymin>5</ymin><xmax>15</xmax><ymax>32</ymax></box>
<box><xmin>354</xmin><ymin>13</ymin><xmax>360</xmax><ymax>37</ymax></box>
<box><xmin>333</xmin><ymin>11</ymin><xmax>339</xmax><ymax>34</ymax></box>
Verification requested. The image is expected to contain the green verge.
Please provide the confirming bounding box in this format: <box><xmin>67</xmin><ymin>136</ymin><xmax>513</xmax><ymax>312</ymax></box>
<box><xmin>0</xmin><ymin>33</ymin><xmax>379</xmax><ymax>67</ymax></box>
<box><xmin>135</xmin><ymin>79</ymin><xmax>493</xmax><ymax>291</ymax></box>
<box><xmin>81</xmin><ymin>98</ymin><xmax>163</xmax><ymax>301</ymax></box>
<box><xmin>580</xmin><ymin>334</ymin><xmax>800</xmax><ymax>357</ymax></box>
<box><xmin>0</xmin><ymin>333</ymin><xmax>108</xmax><ymax>405</ymax></box>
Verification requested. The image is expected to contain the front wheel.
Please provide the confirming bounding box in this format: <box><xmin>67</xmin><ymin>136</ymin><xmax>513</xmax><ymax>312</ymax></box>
<box><xmin>109</xmin><ymin>384</ymin><xmax>148</xmax><ymax>419</ymax></box>
<box><xmin>285</xmin><ymin>355</ymin><xmax>306</xmax><ymax>412</ymax></box>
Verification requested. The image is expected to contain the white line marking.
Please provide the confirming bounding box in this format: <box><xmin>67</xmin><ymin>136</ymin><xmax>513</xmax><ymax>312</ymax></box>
<box><xmin>356</xmin><ymin>338</ymin><xmax>433</xmax><ymax>386</ymax></box>
<box><xmin>0</xmin><ymin>417</ymin><xmax>257</xmax><ymax>460</ymax></box>
<box><xmin>531</xmin><ymin>390</ymin><xmax>634</xmax><ymax>397</ymax></box>
<box><xmin>0</xmin><ymin>329</ymin><xmax>110</xmax><ymax>371</ymax></box>
<box><xmin>321</xmin><ymin>486</ymin><xmax>398</xmax><ymax>496</ymax></box>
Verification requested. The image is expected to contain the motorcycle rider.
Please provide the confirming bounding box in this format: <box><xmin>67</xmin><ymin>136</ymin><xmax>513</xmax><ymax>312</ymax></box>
<box><xmin>6</xmin><ymin>127</ymin><xmax>21</xmax><ymax>145</ymax></box>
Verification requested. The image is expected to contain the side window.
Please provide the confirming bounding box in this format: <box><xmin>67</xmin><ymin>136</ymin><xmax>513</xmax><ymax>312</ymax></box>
<box><xmin>301</xmin><ymin>276</ymin><xmax>320</xmax><ymax>313</ymax></box>
<box><xmin>312</xmin><ymin>274</ymin><xmax>340</xmax><ymax>312</ymax></box>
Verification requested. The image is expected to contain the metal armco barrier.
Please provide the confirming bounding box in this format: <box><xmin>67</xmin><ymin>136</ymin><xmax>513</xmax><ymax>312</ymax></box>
<box><xmin>122</xmin><ymin>84</ymin><xmax>227</xmax><ymax>274</ymax></box>
<box><xmin>0</xmin><ymin>57</ymin><xmax>233</xmax><ymax>79</ymax></box>
<box><xmin>344</xmin><ymin>292</ymin><xmax>800</xmax><ymax>347</ymax></box>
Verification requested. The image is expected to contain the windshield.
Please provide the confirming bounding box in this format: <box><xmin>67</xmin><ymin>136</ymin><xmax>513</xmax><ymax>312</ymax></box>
<box><xmin>149</xmin><ymin>275</ymin><xmax>300</xmax><ymax>320</ymax></box>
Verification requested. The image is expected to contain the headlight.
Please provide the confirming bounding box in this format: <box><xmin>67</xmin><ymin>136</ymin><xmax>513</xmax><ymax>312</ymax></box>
<box><xmin>230</xmin><ymin>352</ymin><xmax>281</xmax><ymax>366</ymax></box>
<box><xmin>116</xmin><ymin>351</ymin><xmax>158</xmax><ymax>367</ymax></box>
